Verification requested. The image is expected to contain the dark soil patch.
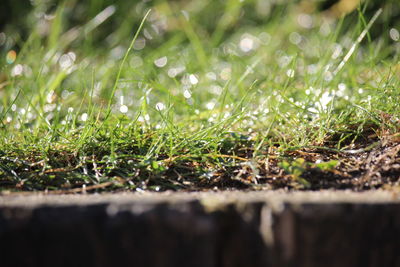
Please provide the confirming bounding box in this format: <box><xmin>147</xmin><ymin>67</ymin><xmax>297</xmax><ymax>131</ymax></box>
<box><xmin>172</xmin><ymin>136</ymin><xmax>400</xmax><ymax>191</ymax></box>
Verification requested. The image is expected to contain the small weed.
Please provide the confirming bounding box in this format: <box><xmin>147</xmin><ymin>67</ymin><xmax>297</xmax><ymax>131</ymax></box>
<box><xmin>279</xmin><ymin>158</ymin><xmax>311</xmax><ymax>188</ymax></box>
<box><xmin>313</xmin><ymin>160</ymin><xmax>339</xmax><ymax>172</ymax></box>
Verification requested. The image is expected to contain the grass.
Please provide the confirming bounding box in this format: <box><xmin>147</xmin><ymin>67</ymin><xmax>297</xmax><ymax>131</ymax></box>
<box><xmin>0</xmin><ymin>0</ymin><xmax>400</xmax><ymax>193</ymax></box>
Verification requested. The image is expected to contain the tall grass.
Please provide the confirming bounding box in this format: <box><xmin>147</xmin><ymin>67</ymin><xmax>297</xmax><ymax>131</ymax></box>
<box><xmin>0</xmin><ymin>0</ymin><xmax>399</xmax><ymax>191</ymax></box>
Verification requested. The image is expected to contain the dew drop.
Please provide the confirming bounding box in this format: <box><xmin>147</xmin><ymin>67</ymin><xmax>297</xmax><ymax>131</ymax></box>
<box><xmin>206</xmin><ymin>102</ymin><xmax>215</xmax><ymax>110</ymax></box>
<box><xmin>59</xmin><ymin>53</ymin><xmax>74</xmax><ymax>69</ymax></box>
<box><xmin>189</xmin><ymin>74</ymin><xmax>199</xmax><ymax>85</ymax></box>
<box><xmin>286</xmin><ymin>69</ymin><xmax>295</xmax><ymax>78</ymax></box>
<box><xmin>120</xmin><ymin>105</ymin><xmax>128</xmax><ymax>113</ymax></box>
<box><xmin>389</xmin><ymin>28</ymin><xmax>400</xmax><ymax>41</ymax></box>
<box><xmin>6</xmin><ymin>50</ymin><xmax>16</xmax><ymax>64</ymax></box>
<box><xmin>130</xmin><ymin>56</ymin><xmax>143</xmax><ymax>67</ymax></box>
<box><xmin>239</xmin><ymin>35</ymin><xmax>254</xmax><ymax>53</ymax></box>
<box><xmin>11</xmin><ymin>64</ymin><xmax>23</xmax><ymax>77</ymax></box>
<box><xmin>297</xmin><ymin>13</ymin><xmax>313</xmax><ymax>29</ymax></box>
<box><xmin>220</xmin><ymin>68</ymin><xmax>231</xmax><ymax>81</ymax></box>
<box><xmin>81</xmin><ymin>113</ymin><xmax>88</xmax><ymax>122</ymax></box>
<box><xmin>154</xmin><ymin>56</ymin><xmax>168</xmax><ymax>68</ymax></box>
<box><xmin>331</xmin><ymin>44</ymin><xmax>343</xmax><ymax>59</ymax></box>
<box><xmin>338</xmin><ymin>83</ymin><xmax>346</xmax><ymax>91</ymax></box>
<box><xmin>155</xmin><ymin>102</ymin><xmax>165</xmax><ymax>111</ymax></box>
<box><xmin>133</xmin><ymin>37</ymin><xmax>146</xmax><ymax>50</ymax></box>
<box><xmin>258</xmin><ymin>32</ymin><xmax>271</xmax><ymax>45</ymax></box>
<box><xmin>206</xmin><ymin>72</ymin><xmax>217</xmax><ymax>81</ymax></box>
<box><xmin>183</xmin><ymin>89</ymin><xmax>192</xmax><ymax>99</ymax></box>
<box><xmin>324</xmin><ymin>71</ymin><xmax>333</xmax><ymax>82</ymax></box>
<box><xmin>289</xmin><ymin>32</ymin><xmax>301</xmax><ymax>45</ymax></box>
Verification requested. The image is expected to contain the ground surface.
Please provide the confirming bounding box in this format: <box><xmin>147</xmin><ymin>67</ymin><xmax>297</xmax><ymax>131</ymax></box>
<box><xmin>2</xmin><ymin>135</ymin><xmax>400</xmax><ymax>193</ymax></box>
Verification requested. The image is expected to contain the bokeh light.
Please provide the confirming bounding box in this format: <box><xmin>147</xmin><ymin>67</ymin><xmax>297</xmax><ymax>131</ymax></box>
<box><xmin>6</xmin><ymin>50</ymin><xmax>17</xmax><ymax>64</ymax></box>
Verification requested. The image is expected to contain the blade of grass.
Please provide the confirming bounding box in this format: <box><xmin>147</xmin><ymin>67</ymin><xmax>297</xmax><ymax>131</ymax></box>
<box><xmin>104</xmin><ymin>9</ymin><xmax>152</xmax><ymax>121</ymax></box>
<box><xmin>333</xmin><ymin>8</ymin><xmax>382</xmax><ymax>76</ymax></box>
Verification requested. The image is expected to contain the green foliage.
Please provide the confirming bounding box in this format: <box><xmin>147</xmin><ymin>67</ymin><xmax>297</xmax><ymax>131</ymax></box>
<box><xmin>0</xmin><ymin>0</ymin><xmax>399</xmax><ymax>192</ymax></box>
<box><xmin>279</xmin><ymin>158</ymin><xmax>311</xmax><ymax>188</ymax></box>
<box><xmin>314</xmin><ymin>160</ymin><xmax>339</xmax><ymax>171</ymax></box>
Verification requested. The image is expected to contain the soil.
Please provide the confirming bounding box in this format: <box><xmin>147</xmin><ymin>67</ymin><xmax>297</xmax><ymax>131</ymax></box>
<box><xmin>1</xmin><ymin>135</ymin><xmax>400</xmax><ymax>194</ymax></box>
<box><xmin>193</xmin><ymin>135</ymin><xmax>400</xmax><ymax>192</ymax></box>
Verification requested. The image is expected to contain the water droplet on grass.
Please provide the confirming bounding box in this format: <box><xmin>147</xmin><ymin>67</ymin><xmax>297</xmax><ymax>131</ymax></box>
<box><xmin>320</xmin><ymin>21</ymin><xmax>331</xmax><ymax>36</ymax></box>
<box><xmin>338</xmin><ymin>83</ymin><xmax>346</xmax><ymax>91</ymax></box>
<box><xmin>206</xmin><ymin>72</ymin><xmax>217</xmax><ymax>80</ymax></box>
<box><xmin>331</xmin><ymin>44</ymin><xmax>343</xmax><ymax>59</ymax></box>
<box><xmin>154</xmin><ymin>56</ymin><xmax>167</xmax><ymax>68</ymax></box>
<box><xmin>289</xmin><ymin>32</ymin><xmax>301</xmax><ymax>45</ymax></box>
<box><xmin>143</xmin><ymin>28</ymin><xmax>153</xmax><ymax>40</ymax></box>
<box><xmin>307</xmin><ymin>64</ymin><xmax>318</xmax><ymax>74</ymax></box>
<box><xmin>44</xmin><ymin>104</ymin><xmax>56</xmax><ymax>113</ymax></box>
<box><xmin>324</xmin><ymin>71</ymin><xmax>333</xmax><ymax>82</ymax></box>
<box><xmin>6</xmin><ymin>50</ymin><xmax>16</xmax><ymax>64</ymax></box>
<box><xmin>389</xmin><ymin>28</ymin><xmax>399</xmax><ymax>41</ymax></box>
<box><xmin>134</xmin><ymin>37</ymin><xmax>146</xmax><ymax>50</ymax></box>
<box><xmin>298</xmin><ymin>13</ymin><xmax>313</xmax><ymax>29</ymax></box>
<box><xmin>286</xmin><ymin>69</ymin><xmax>295</xmax><ymax>78</ymax></box>
<box><xmin>130</xmin><ymin>56</ymin><xmax>143</xmax><ymax>67</ymax></box>
<box><xmin>167</xmin><ymin>66</ymin><xmax>185</xmax><ymax>78</ymax></box>
<box><xmin>220</xmin><ymin>67</ymin><xmax>231</xmax><ymax>80</ymax></box>
<box><xmin>155</xmin><ymin>102</ymin><xmax>165</xmax><ymax>111</ymax></box>
<box><xmin>110</xmin><ymin>46</ymin><xmax>125</xmax><ymax>60</ymax></box>
<box><xmin>239</xmin><ymin>35</ymin><xmax>255</xmax><ymax>53</ymax></box>
<box><xmin>120</xmin><ymin>105</ymin><xmax>128</xmax><ymax>113</ymax></box>
<box><xmin>11</xmin><ymin>64</ymin><xmax>23</xmax><ymax>76</ymax></box>
<box><xmin>59</xmin><ymin>53</ymin><xmax>74</xmax><ymax>69</ymax></box>
<box><xmin>81</xmin><ymin>113</ymin><xmax>88</xmax><ymax>122</ymax></box>
<box><xmin>258</xmin><ymin>32</ymin><xmax>271</xmax><ymax>45</ymax></box>
<box><xmin>319</xmin><ymin>92</ymin><xmax>333</xmax><ymax>110</ymax></box>
<box><xmin>189</xmin><ymin>74</ymin><xmax>199</xmax><ymax>85</ymax></box>
<box><xmin>210</xmin><ymin>85</ymin><xmax>222</xmax><ymax>95</ymax></box>
<box><xmin>183</xmin><ymin>89</ymin><xmax>192</xmax><ymax>99</ymax></box>
<box><xmin>206</xmin><ymin>102</ymin><xmax>215</xmax><ymax>110</ymax></box>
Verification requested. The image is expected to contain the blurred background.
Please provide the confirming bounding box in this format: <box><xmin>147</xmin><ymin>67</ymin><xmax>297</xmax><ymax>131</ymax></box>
<box><xmin>0</xmin><ymin>0</ymin><xmax>399</xmax><ymax>132</ymax></box>
<box><xmin>1</xmin><ymin>0</ymin><xmax>399</xmax><ymax>53</ymax></box>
